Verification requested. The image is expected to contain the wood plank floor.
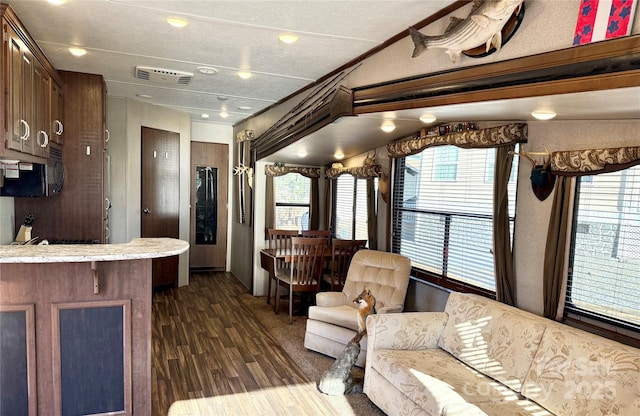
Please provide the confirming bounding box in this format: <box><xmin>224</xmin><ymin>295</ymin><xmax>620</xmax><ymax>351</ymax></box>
<box><xmin>152</xmin><ymin>272</ymin><xmax>360</xmax><ymax>415</ymax></box>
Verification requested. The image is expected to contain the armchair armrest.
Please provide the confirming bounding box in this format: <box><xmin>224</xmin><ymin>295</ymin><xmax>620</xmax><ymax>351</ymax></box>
<box><xmin>316</xmin><ymin>291</ymin><xmax>347</xmax><ymax>307</ymax></box>
<box><xmin>366</xmin><ymin>312</ymin><xmax>448</xmax><ymax>351</ymax></box>
<box><xmin>376</xmin><ymin>304</ymin><xmax>403</xmax><ymax>314</ymax></box>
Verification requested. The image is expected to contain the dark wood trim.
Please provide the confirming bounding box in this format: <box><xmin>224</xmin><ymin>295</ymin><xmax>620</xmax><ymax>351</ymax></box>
<box><xmin>563</xmin><ymin>315</ymin><xmax>640</xmax><ymax>349</ymax></box>
<box><xmin>411</xmin><ymin>267</ymin><xmax>496</xmax><ymax>300</ymax></box>
<box><xmin>353</xmin><ymin>35</ymin><xmax>640</xmax><ymax>113</ymax></box>
<box><xmin>234</xmin><ymin>1</ymin><xmax>471</xmax><ymax>127</ymax></box>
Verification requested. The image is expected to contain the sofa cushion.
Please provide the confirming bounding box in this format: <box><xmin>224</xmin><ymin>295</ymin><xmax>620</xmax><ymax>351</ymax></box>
<box><xmin>438</xmin><ymin>292</ymin><xmax>547</xmax><ymax>393</ymax></box>
<box><xmin>369</xmin><ymin>348</ymin><xmax>527</xmax><ymax>414</ymax></box>
<box><xmin>522</xmin><ymin>326</ymin><xmax>640</xmax><ymax>416</ymax></box>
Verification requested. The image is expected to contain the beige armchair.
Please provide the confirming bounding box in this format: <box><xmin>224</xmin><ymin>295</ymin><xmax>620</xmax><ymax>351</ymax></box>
<box><xmin>304</xmin><ymin>249</ymin><xmax>411</xmax><ymax>367</ymax></box>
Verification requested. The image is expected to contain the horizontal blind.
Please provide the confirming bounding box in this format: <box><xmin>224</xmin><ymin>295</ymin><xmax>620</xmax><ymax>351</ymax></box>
<box><xmin>274</xmin><ymin>173</ymin><xmax>310</xmax><ymax>231</ymax></box>
<box><xmin>567</xmin><ymin>165</ymin><xmax>640</xmax><ymax>329</ymax></box>
<box><xmin>392</xmin><ymin>146</ymin><xmax>517</xmax><ymax>291</ymax></box>
<box><xmin>334</xmin><ymin>175</ymin><xmax>355</xmax><ymax>239</ymax></box>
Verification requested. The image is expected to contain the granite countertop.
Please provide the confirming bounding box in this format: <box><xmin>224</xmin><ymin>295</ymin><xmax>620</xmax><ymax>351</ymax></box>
<box><xmin>0</xmin><ymin>238</ymin><xmax>189</xmax><ymax>263</ymax></box>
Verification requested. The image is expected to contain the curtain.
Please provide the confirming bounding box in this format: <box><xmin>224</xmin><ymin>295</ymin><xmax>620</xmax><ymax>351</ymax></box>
<box><xmin>367</xmin><ymin>178</ymin><xmax>378</xmax><ymax>250</ymax></box>
<box><xmin>324</xmin><ymin>178</ymin><xmax>332</xmax><ymax>232</ymax></box>
<box><xmin>310</xmin><ymin>177</ymin><xmax>320</xmax><ymax>230</ymax></box>
<box><xmin>543</xmin><ymin>176</ymin><xmax>575</xmax><ymax>320</ymax></box>
<box><xmin>493</xmin><ymin>145</ymin><xmax>516</xmax><ymax>305</ymax></box>
<box><xmin>264</xmin><ymin>175</ymin><xmax>274</xmax><ymax>239</ymax></box>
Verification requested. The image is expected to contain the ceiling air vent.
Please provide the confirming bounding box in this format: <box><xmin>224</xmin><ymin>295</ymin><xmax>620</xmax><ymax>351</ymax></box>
<box><xmin>134</xmin><ymin>66</ymin><xmax>193</xmax><ymax>85</ymax></box>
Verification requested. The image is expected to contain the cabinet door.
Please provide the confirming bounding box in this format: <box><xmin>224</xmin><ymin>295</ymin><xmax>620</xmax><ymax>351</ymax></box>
<box><xmin>0</xmin><ymin>304</ymin><xmax>37</xmax><ymax>416</ymax></box>
<box><xmin>33</xmin><ymin>61</ymin><xmax>50</xmax><ymax>158</ymax></box>
<box><xmin>6</xmin><ymin>24</ymin><xmax>28</xmax><ymax>152</ymax></box>
<box><xmin>50</xmin><ymin>82</ymin><xmax>64</xmax><ymax>145</ymax></box>
<box><xmin>19</xmin><ymin>39</ymin><xmax>34</xmax><ymax>155</ymax></box>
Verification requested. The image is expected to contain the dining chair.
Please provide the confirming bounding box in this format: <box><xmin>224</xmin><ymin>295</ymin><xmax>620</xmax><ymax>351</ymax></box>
<box><xmin>274</xmin><ymin>237</ymin><xmax>327</xmax><ymax>324</ymax></box>
<box><xmin>300</xmin><ymin>229</ymin><xmax>332</xmax><ymax>244</ymax></box>
<box><xmin>323</xmin><ymin>238</ymin><xmax>368</xmax><ymax>291</ymax></box>
<box><xmin>266</xmin><ymin>229</ymin><xmax>298</xmax><ymax>306</ymax></box>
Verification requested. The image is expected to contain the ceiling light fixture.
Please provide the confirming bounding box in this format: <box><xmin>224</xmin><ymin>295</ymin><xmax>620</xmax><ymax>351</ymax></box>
<box><xmin>297</xmin><ymin>150</ymin><xmax>308</xmax><ymax>157</ymax></box>
<box><xmin>136</xmin><ymin>94</ymin><xmax>152</xmax><ymax>99</ymax></box>
<box><xmin>380</xmin><ymin>120</ymin><xmax>396</xmax><ymax>133</ymax></box>
<box><xmin>167</xmin><ymin>17</ymin><xmax>188</xmax><ymax>28</ymax></box>
<box><xmin>219</xmin><ymin>111</ymin><xmax>229</xmax><ymax>118</ymax></box>
<box><xmin>68</xmin><ymin>47</ymin><xmax>87</xmax><ymax>57</ymax></box>
<box><xmin>334</xmin><ymin>151</ymin><xmax>345</xmax><ymax>160</ymax></box>
<box><xmin>200</xmin><ymin>113</ymin><xmax>210</xmax><ymax>119</ymax></box>
<box><xmin>47</xmin><ymin>0</ymin><xmax>67</xmax><ymax>5</ymax></box>
<box><xmin>217</xmin><ymin>96</ymin><xmax>228</xmax><ymax>101</ymax></box>
<box><xmin>279</xmin><ymin>33</ymin><xmax>299</xmax><ymax>44</ymax></box>
<box><xmin>531</xmin><ymin>110</ymin><xmax>557</xmax><ymax>120</ymax></box>
<box><xmin>238</xmin><ymin>105</ymin><xmax>252</xmax><ymax>111</ymax></box>
<box><xmin>197</xmin><ymin>66</ymin><xmax>217</xmax><ymax>75</ymax></box>
<box><xmin>419</xmin><ymin>114</ymin><xmax>437</xmax><ymax>123</ymax></box>
<box><xmin>237</xmin><ymin>71</ymin><xmax>252</xmax><ymax>79</ymax></box>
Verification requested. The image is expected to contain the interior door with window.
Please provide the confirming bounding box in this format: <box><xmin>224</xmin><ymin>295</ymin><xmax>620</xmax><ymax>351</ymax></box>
<box><xmin>190</xmin><ymin>142</ymin><xmax>228</xmax><ymax>270</ymax></box>
<box><xmin>141</xmin><ymin>127</ymin><xmax>179</xmax><ymax>289</ymax></box>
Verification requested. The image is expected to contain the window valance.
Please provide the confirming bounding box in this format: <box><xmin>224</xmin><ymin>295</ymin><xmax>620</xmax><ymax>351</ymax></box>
<box><xmin>387</xmin><ymin>123</ymin><xmax>528</xmax><ymax>158</ymax></box>
<box><xmin>325</xmin><ymin>163</ymin><xmax>382</xmax><ymax>180</ymax></box>
<box><xmin>550</xmin><ymin>146</ymin><xmax>640</xmax><ymax>176</ymax></box>
<box><xmin>264</xmin><ymin>165</ymin><xmax>321</xmax><ymax>178</ymax></box>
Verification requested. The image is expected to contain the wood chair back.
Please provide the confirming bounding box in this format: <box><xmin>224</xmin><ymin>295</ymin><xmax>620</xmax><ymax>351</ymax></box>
<box><xmin>300</xmin><ymin>229</ymin><xmax>332</xmax><ymax>245</ymax></box>
<box><xmin>326</xmin><ymin>238</ymin><xmax>368</xmax><ymax>291</ymax></box>
<box><xmin>289</xmin><ymin>237</ymin><xmax>327</xmax><ymax>286</ymax></box>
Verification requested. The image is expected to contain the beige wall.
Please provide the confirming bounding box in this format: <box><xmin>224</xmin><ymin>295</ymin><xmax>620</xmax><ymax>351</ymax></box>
<box><xmin>233</xmin><ymin>1</ymin><xmax>640</xmax><ymax>311</ymax></box>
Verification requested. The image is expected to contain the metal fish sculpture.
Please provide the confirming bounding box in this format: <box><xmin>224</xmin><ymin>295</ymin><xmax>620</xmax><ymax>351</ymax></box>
<box><xmin>409</xmin><ymin>0</ymin><xmax>523</xmax><ymax>63</ymax></box>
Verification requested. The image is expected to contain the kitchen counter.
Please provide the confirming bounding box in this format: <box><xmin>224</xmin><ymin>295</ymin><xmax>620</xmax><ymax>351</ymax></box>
<box><xmin>0</xmin><ymin>237</ymin><xmax>189</xmax><ymax>263</ymax></box>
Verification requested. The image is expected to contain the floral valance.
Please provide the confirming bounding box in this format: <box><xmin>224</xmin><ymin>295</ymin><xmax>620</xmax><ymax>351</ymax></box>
<box><xmin>325</xmin><ymin>163</ymin><xmax>383</xmax><ymax>180</ymax></box>
<box><xmin>264</xmin><ymin>165</ymin><xmax>321</xmax><ymax>178</ymax></box>
<box><xmin>387</xmin><ymin>123</ymin><xmax>528</xmax><ymax>158</ymax></box>
<box><xmin>551</xmin><ymin>146</ymin><xmax>640</xmax><ymax>176</ymax></box>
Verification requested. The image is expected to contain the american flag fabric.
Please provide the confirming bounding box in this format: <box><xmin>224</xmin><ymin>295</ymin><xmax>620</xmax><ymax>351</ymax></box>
<box><xmin>573</xmin><ymin>0</ymin><xmax>638</xmax><ymax>45</ymax></box>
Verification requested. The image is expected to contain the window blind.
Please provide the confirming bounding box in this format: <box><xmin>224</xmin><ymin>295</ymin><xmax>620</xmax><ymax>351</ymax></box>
<box><xmin>392</xmin><ymin>146</ymin><xmax>517</xmax><ymax>291</ymax></box>
<box><xmin>333</xmin><ymin>175</ymin><xmax>376</xmax><ymax>241</ymax></box>
<box><xmin>567</xmin><ymin>165</ymin><xmax>640</xmax><ymax>329</ymax></box>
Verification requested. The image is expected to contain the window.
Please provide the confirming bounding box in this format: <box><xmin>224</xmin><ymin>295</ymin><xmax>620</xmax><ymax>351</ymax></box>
<box><xmin>274</xmin><ymin>173</ymin><xmax>310</xmax><ymax>231</ymax></box>
<box><xmin>392</xmin><ymin>146</ymin><xmax>518</xmax><ymax>292</ymax></box>
<box><xmin>566</xmin><ymin>165</ymin><xmax>640</xmax><ymax>330</ymax></box>
<box><xmin>333</xmin><ymin>175</ymin><xmax>376</xmax><ymax>241</ymax></box>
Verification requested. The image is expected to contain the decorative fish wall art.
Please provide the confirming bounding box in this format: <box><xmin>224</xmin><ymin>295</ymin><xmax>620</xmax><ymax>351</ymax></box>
<box><xmin>409</xmin><ymin>0</ymin><xmax>525</xmax><ymax>63</ymax></box>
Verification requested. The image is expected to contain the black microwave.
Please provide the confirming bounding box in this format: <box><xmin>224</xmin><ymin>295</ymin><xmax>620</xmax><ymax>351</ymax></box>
<box><xmin>0</xmin><ymin>145</ymin><xmax>64</xmax><ymax>197</ymax></box>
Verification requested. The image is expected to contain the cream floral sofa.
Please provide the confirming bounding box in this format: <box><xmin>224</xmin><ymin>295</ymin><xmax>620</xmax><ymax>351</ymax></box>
<box><xmin>364</xmin><ymin>292</ymin><xmax>640</xmax><ymax>416</ymax></box>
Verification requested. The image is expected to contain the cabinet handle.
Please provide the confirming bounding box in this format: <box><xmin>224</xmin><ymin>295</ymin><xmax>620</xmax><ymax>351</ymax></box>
<box><xmin>105</xmin><ymin>129</ymin><xmax>110</xmax><ymax>142</ymax></box>
<box><xmin>105</xmin><ymin>197</ymin><xmax>111</xmax><ymax>209</ymax></box>
<box><xmin>54</xmin><ymin>120</ymin><xmax>64</xmax><ymax>135</ymax></box>
<box><xmin>38</xmin><ymin>131</ymin><xmax>49</xmax><ymax>148</ymax></box>
<box><xmin>19</xmin><ymin>119</ymin><xmax>30</xmax><ymax>140</ymax></box>
<box><xmin>105</xmin><ymin>227</ymin><xmax>110</xmax><ymax>240</ymax></box>
<box><xmin>143</xmin><ymin>208</ymin><xmax>151</xmax><ymax>214</ymax></box>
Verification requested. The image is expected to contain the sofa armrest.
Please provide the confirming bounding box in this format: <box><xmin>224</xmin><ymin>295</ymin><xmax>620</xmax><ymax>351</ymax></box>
<box><xmin>316</xmin><ymin>291</ymin><xmax>347</xmax><ymax>307</ymax></box>
<box><xmin>366</xmin><ymin>312</ymin><xmax>448</xmax><ymax>351</ymax></box>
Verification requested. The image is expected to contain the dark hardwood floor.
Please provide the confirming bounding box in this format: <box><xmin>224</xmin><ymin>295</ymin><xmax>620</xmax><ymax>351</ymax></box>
<box><xmin>152</xmin><ymin>272</ymin><xmax>357</xmax><ymax>415</ymax></box>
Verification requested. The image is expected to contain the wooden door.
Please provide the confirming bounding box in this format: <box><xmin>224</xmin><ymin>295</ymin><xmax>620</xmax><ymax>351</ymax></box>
<box><xmin>141</xmin><ymin>127</ymin><xmax>180</xmax><ymax>288</ymax></box>
<box><xmin>189</xmin><ymin>142</ymin><xmax>228</xmax><ymax>269</ymax></box>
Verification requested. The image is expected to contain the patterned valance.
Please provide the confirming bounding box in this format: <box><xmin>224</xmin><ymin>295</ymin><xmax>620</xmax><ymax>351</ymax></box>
<box><xmin>236</xmin><ymin>129</ymin><xmax>254</xmax><ymax>143</ymax></box>
<box><xmin>264</xmin><ymin>165</ymin><xmax>321</xmax><ymax>178</ymax></box>
<box><xmin>551</xmin><ymin>146</ymin><xmax>640</xmax><ymax>176</ymax></box>
<box><xmin>325</xmin><ymin>164</ymin><xmax>383</xmax><ymax>180</ymax></box>
<box><xmin>387</xmin><ymin>123</ymin><xmax>528</xmax><ymax>158</ymax></box>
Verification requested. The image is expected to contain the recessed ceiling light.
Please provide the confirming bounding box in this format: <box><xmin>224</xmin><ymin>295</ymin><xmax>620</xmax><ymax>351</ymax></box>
<box><xmin>217</xmin><ymin>96</ymin><xmax>228</xmax><ymax>101</ymax></box>
<box><xmin>531</xmin><ymin>110</ymin><xmax>557</xmax><ymax>120</ymax></box>
<box><xmin>219</xmin><ymin>111</ymin><xmax>229</xmax><ymax>118</ymax></box>
<box><xmin>200</xmin><ymin>113</ymin><xmax>210</xmax><ymax>119</ymax></box>
<box><xmin>197</xmin><ymin>66</ymin><xmax>218</xmax><ymax>75</ymax></box>
<box><xmin>167</xmin><ymin>17</ymin><xmax>188</xmax><ymax>28</ymax></box>
<box><xmin>419</xmin><ymin>114</ymin><xmax>437</xmax><ymax>123</ymax></box>
<box><xmin>279</xmin><ymin>33</ymin><xmax>299</xmax><ymax>44</ymax></box>
<box><xmin>238</xmin><ymin>106</ymin><xmax>252</xmax><ymax>111</ymax></box>
<box><xmin>136</xmin><ymin>94</ymin><xmax>152</xmax><ymax>99</ymax></box>
<box><xmin>47</xmin><ymin>0</ymin><xmax>67</xmax><ymax>5</ymax></box>
<box><xmin>334</xmin><ymin>151</ymin><xmax>345</xmax><ymax>160</ymax></box>
<box><xmin>237</xmin><ymin>71</ymin><xmax>252</xmax><ymax>79</ymax></box>
<box><xmin>297</xmin><ymin>150</ymin><xmax>308</xmax><ymax>157</ymax></box>
<box><xmin>68</xmin><ymin>47</ymin><xmax>87</xmax><ymax>57</ymax></box>
<box><xmin>380</xmin><ymin>120</ymin><xmax>396</xmax><ymax>133</ymax></box>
